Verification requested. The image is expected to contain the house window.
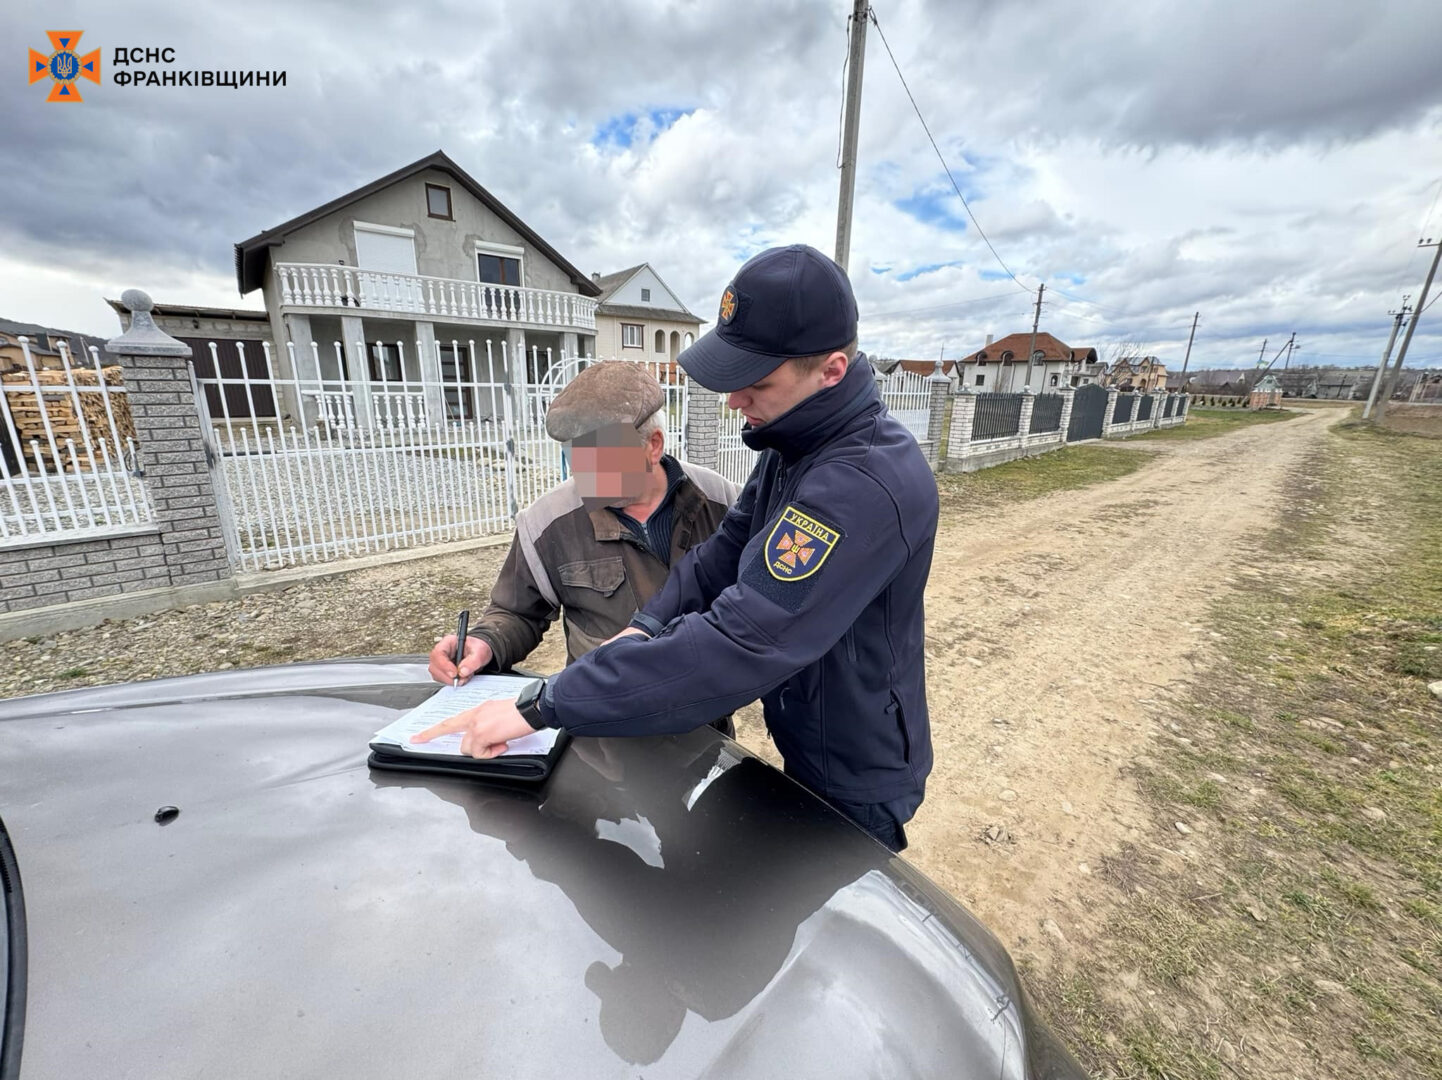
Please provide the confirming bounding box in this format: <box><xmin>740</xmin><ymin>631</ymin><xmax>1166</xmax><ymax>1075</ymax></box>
<box><xmin>475</xmin><ymin>242</ymin><xmax>525</xmax><ymax>288</ymax></box>
<box><xmin>641</xmin><ymin>288</ymin><xmax>651</xmax><ymax>302</ymax></box>
<box><xmin>438</xmin><ymin>344</ymin><xmax>475</xmax><ymax>421</ymax></box>
<box><xmin>1050</xmin><ymin>374</ymin><xmax>1059</xmax><ymax>387</ymax></box>
<box><xmin>425</xmin><ymin>183</ymin><xmax>453</xmax><ymax>220</ymax></box>
<box><xmin>975</xmin><ymin>374</ymin><xmax>985</xmax><ymax>387</ymax></box>
<box><xmin>655</xmin><ymin>329</ymin><xmax>666</xmax><ymax>353</ymax></box>
<box><xmin>621</xmin><ymin>324</ymin><xmax>643</xmax><ymax>349</ymax></box>
<box><xmin>368</xmin><ymin>342</ymin><xmax>404</xmax><ymax>382</ymax></box>
<box><xmin>478</xmin><ymin>253</ymin><xmax>522</xmax><ymax>286</ymax></box>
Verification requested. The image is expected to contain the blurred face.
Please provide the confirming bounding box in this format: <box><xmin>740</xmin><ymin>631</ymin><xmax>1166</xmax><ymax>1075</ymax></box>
<box><xmin>570</xmin><ymin>423</ymin><xmax>665</xmax><ymax>506</ymax></box>
<box><xmin>725</xmin><ymin>352</ymin><xmax>850</xmax><ymax>427</ymax></box>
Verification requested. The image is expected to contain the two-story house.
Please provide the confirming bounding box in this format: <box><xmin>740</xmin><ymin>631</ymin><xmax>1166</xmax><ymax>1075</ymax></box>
<box><xmin>1105</xmin><ymin>356</ymin><xmax>1168</xmax><ymax>392</ymax></box>
<box><xmin>224</xmin><ymin>150</ymin><xmax>602</xmax><ymax>427</ymax></box>
<box><xmin>954</xmin><ymin>332</ymin><xmax>1101</xmax><ymax>392</ymax></box>
<box><xmin>590</xmin><ymin>263</ymin><xmax>701</xmax><ymax>373</ymax></box>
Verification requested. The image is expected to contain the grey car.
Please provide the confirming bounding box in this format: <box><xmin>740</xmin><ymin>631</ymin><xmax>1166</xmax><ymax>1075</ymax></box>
<box><xmin>0</xmin><ymin>658</ymin><xmax>1085</xmax><ymax>1079</ymax></box>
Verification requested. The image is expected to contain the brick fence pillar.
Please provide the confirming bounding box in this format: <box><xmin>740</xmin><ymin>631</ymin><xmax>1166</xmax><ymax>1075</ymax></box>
<box><xmin>106</xmin><ymin>289</ymin><xmax>234</xmax><ymax>589</ymax></box>
<box><xmin>1017</xmin><ymin>389</ymin><xmax>1036</xmax><ymax>447</ymax></box>
<box><xmin>1058</xmin><ymin>385</ymin><xmax>1076</xmax><ymax>442</ymax></box>
<box><xmin>683</xmin><ymin>374</ymin><xmax>719</xmax><ymax>469</ymax></box>
<box><xmin>947</xmin><ymin>388</ymin><xmax>977</xmax><ymax>467</ymax></box>
<box><xmin>1102</xmin><ymin>387</ymin><xmax>1119</xmax><ymax>437</ymax></box>
<box><xmin>924</xmin><ymin>362</ymin><xmax>950</xmax><ymax>471</ymax></box>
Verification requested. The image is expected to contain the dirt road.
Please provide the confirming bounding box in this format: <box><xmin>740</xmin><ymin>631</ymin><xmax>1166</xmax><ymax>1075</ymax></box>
<box><xmin>823</xmin><ymin>408</ymin><xmax>1339</xmax><ymax>960</ymax></box>
<box><xmin>4</xmin><ymin>406</ymin><xmax>1337</xmax><ymax>960</ymax></box>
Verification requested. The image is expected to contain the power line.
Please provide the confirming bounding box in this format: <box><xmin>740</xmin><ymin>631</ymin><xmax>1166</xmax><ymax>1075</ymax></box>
<box><xmin>868</xmin><ymin>8</ymin><xmax>1032</xmax><ymax>296</ymax></box>
<box><xmin>863</xmin><ymin>290</ymin><xmax>1023</xmax><ymax>319</ymax></box>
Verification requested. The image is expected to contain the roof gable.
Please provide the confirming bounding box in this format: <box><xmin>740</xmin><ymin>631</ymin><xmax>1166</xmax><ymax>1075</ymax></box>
<box><xmin>234</xmin><ymin>151</ymin><xmax>601</xmax><ymax>297</ymax></box>
<box><xmin>958</xmin><ymin>331</ymin><xmax>1080</xmax><ymax>364</ymax></box>
<box><xmin>594</xmin><ymin>263</ymin><xmax>697</xmax><ymax>319</ymax></box>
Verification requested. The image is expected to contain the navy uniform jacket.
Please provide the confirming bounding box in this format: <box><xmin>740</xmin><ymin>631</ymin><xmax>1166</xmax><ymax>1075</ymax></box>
<box><xmin>537</xmin><ymin>356</ymin><xmax>939</xmax><ymax>805</ymax></box>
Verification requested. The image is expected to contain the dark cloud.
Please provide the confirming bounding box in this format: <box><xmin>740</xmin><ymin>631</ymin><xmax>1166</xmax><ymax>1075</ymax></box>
<box><xmin>2</xmin><ymin>0</ymin><xmax>1440</xmax><ymax>368</ymax></box>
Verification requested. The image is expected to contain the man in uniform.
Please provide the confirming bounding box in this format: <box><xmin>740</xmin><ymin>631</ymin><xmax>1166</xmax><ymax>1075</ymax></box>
<box><xmin>427</xmin><ymin>361</ymin><xmax>738</xmax><ymax>696</ymax></box>
<box><xmin>417</xmin><ymin>244</ymin><xmax>940</xmax><ymax>852</ymax></box>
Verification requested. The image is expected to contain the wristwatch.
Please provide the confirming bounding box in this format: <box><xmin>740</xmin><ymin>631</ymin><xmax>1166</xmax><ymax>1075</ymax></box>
<box><xmin>515</xmin><ymin>678</ymin><xmax>548</xmax><ymax>731</ymax></box>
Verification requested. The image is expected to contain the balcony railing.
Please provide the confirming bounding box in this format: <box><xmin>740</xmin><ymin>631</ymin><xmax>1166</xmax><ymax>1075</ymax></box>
<box><xmin>275</xmin><ymin>263</ymin><xmax>597</xmax><ymax>331</ymax></box>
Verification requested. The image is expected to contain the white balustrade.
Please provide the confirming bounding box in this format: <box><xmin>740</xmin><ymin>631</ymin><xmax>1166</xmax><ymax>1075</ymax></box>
<box><xmin>275</xmin><ymin>263</ymin><xmax>597</xmax><ymax>330</ymax></box>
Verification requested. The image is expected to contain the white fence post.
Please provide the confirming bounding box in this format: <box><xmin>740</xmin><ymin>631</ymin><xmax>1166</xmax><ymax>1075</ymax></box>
<box><xmin>947</xmin><ymin>388</ymin><xmax>977</xmax><ymax>468</ymax></box>
<box><xmin>1018</xmin><ymin>388</ymin><xmax>1036</xmax><ymax>449</ymax></box>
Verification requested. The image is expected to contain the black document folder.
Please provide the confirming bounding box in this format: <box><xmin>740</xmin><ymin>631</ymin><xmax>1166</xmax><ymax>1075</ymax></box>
<box><xmin>365</xmin><ymin>668</ymin><xmax>569</xmax><ymax>786</ymax></box>
<box><xmin>366</xmin><ymin>728</ymin><xmax>571</xmax><ymax>786</ymax></box>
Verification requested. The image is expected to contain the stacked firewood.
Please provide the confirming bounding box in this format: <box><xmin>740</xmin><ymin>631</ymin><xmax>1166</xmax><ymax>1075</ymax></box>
<box><xmin>0</xmin><ymin>367</ymin><xmax>137</xmax><ymax>470</ymax></box>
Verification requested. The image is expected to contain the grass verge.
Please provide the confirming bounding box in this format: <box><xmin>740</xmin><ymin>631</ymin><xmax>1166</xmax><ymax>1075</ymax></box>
<box><xmin>1131</xmin><ymin>406</ymin><xmax>1302</xmax><ymax>442</ymax></box>
<box><xmin>1030</xmin><ymin>422</ymin><xmax>1442</xmax><ymax>1079</ymax></box>
<box><xmin>937</xmin><ymin>445</ymin><xmax>1149</xmax><ymax>513</ymax></box>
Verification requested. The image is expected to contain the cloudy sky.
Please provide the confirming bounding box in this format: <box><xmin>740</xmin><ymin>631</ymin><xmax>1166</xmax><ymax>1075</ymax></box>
<box><xmin>5</xmin><ymin>0</ymin><xmax>1442</xmax><ymax>371</ymax></box>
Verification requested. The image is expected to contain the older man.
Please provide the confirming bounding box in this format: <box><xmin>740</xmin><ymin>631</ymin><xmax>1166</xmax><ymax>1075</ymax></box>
<box><xmin>428</xmin><ymin>361</ymin><xmax>738</xmax><ymax>693</ymax></box>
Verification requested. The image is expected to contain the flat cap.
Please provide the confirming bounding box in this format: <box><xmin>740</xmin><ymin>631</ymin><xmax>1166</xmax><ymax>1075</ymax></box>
<box><xmin>545</xmin><ymin>361</ymin><xmax>666</xmax><ymax>441</ymax></box>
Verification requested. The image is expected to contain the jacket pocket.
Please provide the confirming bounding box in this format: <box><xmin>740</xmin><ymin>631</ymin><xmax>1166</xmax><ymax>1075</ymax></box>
<box><xmin>844</xmin><ymin>626</ymin><xmax>858</xmax><ymax>663</ymax></box>
<box><xmin>888</xmin><ymin>692</ymin><xmax>912</xmax><ymax>764</ymax></box>
<box><xmin>558</xmin><ymin>556</ymin><xmax>626</xmax><ymax>597</ymax></box>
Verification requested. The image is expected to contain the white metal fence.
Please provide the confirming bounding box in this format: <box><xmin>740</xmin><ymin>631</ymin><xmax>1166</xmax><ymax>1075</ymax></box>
<box><xmin>192</xmin><ymin>341</ymin><xmax>689</xmax><ymax>571</ymax></box>
<box><xmin>716</xmin><ymin>400</ymin><xmax>761</xmax><ymax>486</ymax></box>
<box><xmin>880</xmin><ymin>369</ymin><xmax>932</xmax><ymax>442</ymax></box>
<box><xmin>0</xmin><ymin>338</ymin><xmax>152</xmax><ymax>546</ymax></box>
<box><xmin>711</xmin><ymin>367</ymin><xmax>935</xmax><ymax>486</ymax></box>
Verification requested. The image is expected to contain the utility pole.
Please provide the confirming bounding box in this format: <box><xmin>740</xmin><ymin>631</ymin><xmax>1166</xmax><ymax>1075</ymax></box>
<box><xmin>833</xmin><ymin>0</ymin><xmax>870</xmax><ymax>274</ymax></box>
<box><xmin>1362</xmin><ymin>300</ymin><xmax>1409</xmax><ymax>419</ymax></box>
<box><xmin>1256</xmin><ymin>338</ymin><xmax>1268</xmax><ymax>367</ymax></box>
<box><xmin>1024</xmin><ymin>283</ymin><xmax>1045</xmax><ymax>390</ymax></box>
<box><xmin>1374</xmin><ymin>237</ymin><xmax>1441</xmax><ymax>424</ymax></box>
<box><xmin>1178</xmin><ymin>311</ymin><xmax>1198</xmax><ymax>391</ymax></box>
<box><xmin>1282</xmin><ymin>333</ymin><xmax>1296</xmax><ymax>372</ymax></box>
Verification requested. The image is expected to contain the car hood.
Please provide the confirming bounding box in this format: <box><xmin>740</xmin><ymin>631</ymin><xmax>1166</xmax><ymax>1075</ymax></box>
<box><xmin>0</xmin><ymin>659</ymin><xmax>1083</xmax><ymax>1079</ymax></box>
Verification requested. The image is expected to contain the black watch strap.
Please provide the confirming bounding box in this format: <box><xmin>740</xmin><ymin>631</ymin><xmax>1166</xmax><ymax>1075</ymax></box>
<box><xmin>515</xmin><ymin>678</ymin><xmax>548</xmax><ymax>730</ymax></box>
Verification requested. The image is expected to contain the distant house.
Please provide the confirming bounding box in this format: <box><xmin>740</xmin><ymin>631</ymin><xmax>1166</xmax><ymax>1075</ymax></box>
<box><xmin>590</xmin><ymin>263</ymin><xmax>701</xmax><ymax>372</ymax></box>
<box><xmin>1105</xmin><ymin>355</ymin><xmax>1168</xmax><ymax>392</ymax></box>
<box><xmin>875</xmin><ymin>358</ymin><xmax>958</xmax><ymax>390</ymax></box>
<box><xmin>954</xmin><ymin>332</ymin><xmax>1100</xmax><ymax>392</ymax></box>
<box><xmin>1317</xmin><ymin>369</ymin><xmax>1375</xmax><ymax>400</ymax></box>
<box><xmin>1249</xmin><ymin>373</ymin><xmax>1283</xmax><ymax>409</ymax></box>
<box><xmin>0</xmin><ymin>318</ymin><xmax>106</xmax><ymax>374</ymax></box>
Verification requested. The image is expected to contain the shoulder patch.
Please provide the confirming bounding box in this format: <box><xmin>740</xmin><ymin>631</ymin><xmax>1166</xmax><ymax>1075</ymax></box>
<box><xmin>763</xmin><ymin>505</ymin><xmax>841</xmax><ymax>581</ymax></box>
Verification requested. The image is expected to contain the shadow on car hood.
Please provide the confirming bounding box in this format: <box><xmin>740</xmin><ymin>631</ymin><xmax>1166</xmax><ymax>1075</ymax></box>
<box><xmin>0</xmin><ymin>661</ymin><xmax>1083</xmax><ymax>1080</ymax></box>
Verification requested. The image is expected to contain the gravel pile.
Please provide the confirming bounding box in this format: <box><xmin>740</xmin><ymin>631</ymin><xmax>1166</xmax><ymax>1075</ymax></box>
<box><xmin>0</xmin><ymin>546</ymin><xmax>532</xmax><ymax>701</ymax></box>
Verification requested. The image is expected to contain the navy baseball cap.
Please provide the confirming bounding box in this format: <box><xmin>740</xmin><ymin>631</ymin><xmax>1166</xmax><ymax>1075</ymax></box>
<box><xmin>677</xmin><ymin>244</ymin><xmax>859</xmax><ymax>392</ymax></box>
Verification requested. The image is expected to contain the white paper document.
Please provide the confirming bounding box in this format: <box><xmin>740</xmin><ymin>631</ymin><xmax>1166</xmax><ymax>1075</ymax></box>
<box><xmin>371</xmin><ymin>676</ymin><xmax>561</xmax><ymax>758</ymax></box>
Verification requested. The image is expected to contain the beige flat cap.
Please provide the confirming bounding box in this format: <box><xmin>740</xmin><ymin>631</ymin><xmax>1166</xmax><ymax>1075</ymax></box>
<box><xmin>545</xmin><ymin>361</ymin><xmax>666</xmax><ymax>441</ymax></box>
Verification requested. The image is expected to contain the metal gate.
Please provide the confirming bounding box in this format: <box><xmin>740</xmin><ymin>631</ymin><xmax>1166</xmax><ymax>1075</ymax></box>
<box><xmin>1066</xmin><ymin>383</ymin><xmax>1108</xmax><ymax>442</ymax></box>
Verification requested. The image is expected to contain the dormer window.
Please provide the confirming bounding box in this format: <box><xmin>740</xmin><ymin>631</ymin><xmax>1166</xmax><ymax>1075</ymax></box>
<box><xmin>425</xmin><ymin>183</ymin><xmax>453</xmax><ymax>220</ymax></box>
<box><xmin>640</xmin><ymin>288</ymin><xmax>651</xmax><ymax>302</ymax></box>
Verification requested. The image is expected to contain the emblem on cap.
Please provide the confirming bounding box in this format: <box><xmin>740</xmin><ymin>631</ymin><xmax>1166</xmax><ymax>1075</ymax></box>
<box><xmin>719</xmin><ymin>287</ymin><xmax>737</xmax><ymax>324</ymax></box>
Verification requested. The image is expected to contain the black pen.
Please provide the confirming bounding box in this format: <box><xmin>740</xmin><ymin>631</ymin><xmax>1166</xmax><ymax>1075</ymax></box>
<box><xmin>453</xmin><ymin>609</ymin><xmax>469</xmax><ymax>687</ymax></box>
